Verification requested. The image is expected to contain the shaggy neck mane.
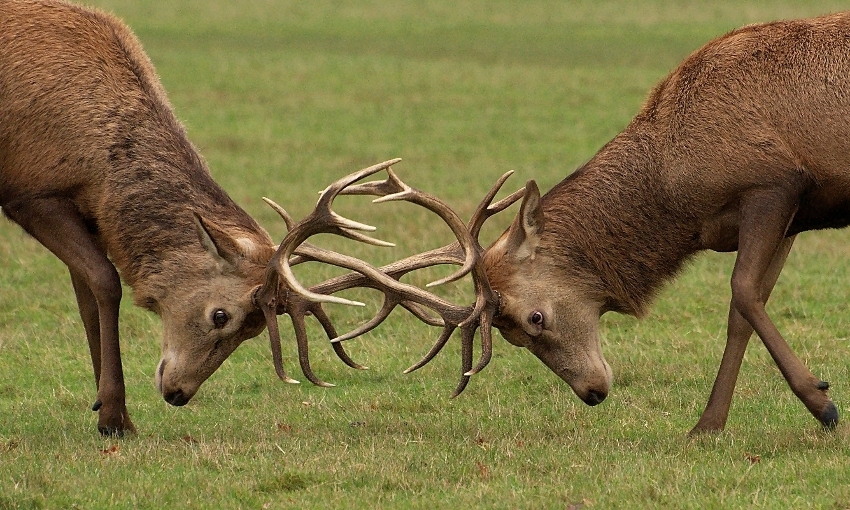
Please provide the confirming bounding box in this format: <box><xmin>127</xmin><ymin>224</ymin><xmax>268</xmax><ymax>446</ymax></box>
<box><xmin>93</xmin><ymin>33</ymin><xmax>273</xmax><ymax>294</ymax></box>
<box><xmin>541</xmin><ymin>132</ymin><xmax>699</xmax><ymax>316</ymax></box>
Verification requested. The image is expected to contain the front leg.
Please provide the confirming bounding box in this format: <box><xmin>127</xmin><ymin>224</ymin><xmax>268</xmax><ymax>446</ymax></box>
<box><xmin>4</xmin><ymin>198</ymin><xmax>135</xmax><ymax>436</ymax></box>
<box><xmin>690</xmin><ymin>236</ymin><xmax>795</xmax><ymax>434</ymax></box>
<box><xmin>729</xmin><ymin>189</ymin><xmax>836</xmax><ymax>429</ymax></box>
<box><xmin>70</xmin><ymin>271</ymin><xmax>103</xmax><ymax>384</ymax></box>
<box><xmin>70</xmin><ymin>270</ymin><xmax>136</xmax><ymax>435</ymax></box>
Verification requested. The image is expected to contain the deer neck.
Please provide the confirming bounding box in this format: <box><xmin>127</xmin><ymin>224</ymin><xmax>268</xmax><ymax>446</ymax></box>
<box><xmin>96</xmin><ymin>114</ymin><xmax>272</xmax><ymax>299</ymax></box>
<box><xmin>541</xmin><ymin>132</ymin><xmax>698</xmax><ymax>317</ymax></box>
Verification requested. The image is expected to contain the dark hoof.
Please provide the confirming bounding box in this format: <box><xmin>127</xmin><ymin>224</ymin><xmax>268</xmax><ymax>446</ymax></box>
<box><xmin>98</xmin><ymin>426</ymin><xmax>126</xmax><ymax>438</ymax></box>
<box><xmin>688</xmin><ymin>426</ymin><xmax>723</xmax><ymax>436</ymax></box>
<box><xmin>819</xmin><ymin>402</ymin><xmax>839</xmax><ymax>429</ymax></box>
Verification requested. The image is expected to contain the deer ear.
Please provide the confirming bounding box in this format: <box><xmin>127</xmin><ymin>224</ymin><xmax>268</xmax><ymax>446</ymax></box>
<box><xmin>503</xmin><ymin>180</ymin><xmax>544</xmax><ymax>261</ymax></box>
<box><xmin>193</xmin><ymin>214</ymin><xmax>246</xmax><ymax>267</ymax></box>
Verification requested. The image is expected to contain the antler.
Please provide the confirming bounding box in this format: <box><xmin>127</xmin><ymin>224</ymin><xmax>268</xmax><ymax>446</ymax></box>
<box><xmin>255</xmin><ymin>158</ymin><xmax>524</xmax><ymax>396</ymax></box>
<box><xmin>253</xmin><ymin>159</ymin><xmax>401</xmax><ymax>388</ymax></box>
<box><xmin>325</xmin><ymin>169</ymin><xmax>523</xmax><ymax>395</ymax></box>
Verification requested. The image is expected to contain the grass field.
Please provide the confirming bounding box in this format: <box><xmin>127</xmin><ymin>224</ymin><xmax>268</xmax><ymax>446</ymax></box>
<box><xmin>2</xmin><ymin>0</ymin><xmax>850</xmax><ymax>508</ymax></box>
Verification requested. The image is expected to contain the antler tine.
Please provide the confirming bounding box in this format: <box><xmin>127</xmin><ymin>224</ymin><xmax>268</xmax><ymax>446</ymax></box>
<box><xmin>262</xmin><ymin>196</ymin><xmax>325</xmax><ymax>267</ymax></box>
<box><xmin>468</xmin><ymin>171</ymin><xmax>525</xmax><ymax>238</ymax></box>
<box><xmin>461</xmin><ymin>293</ymin><xmax>496</xmax><ymax>376</ymax></box>
<box><xmin>330</xmin><ymin>297</ymin><xmax>400</xmax><ymax>343</ymax></box>
<box><xmin>262</xmin><ymin>196</ymin><xmax>296</xmax><ymax>231</ymax></box>
<box><xmin>308</xmin><ymin>302</ymin><xmax>369</xmax><ymax>370</ymax></box>
<box><xmin>287</xmin><ymin>297</ymin><xmax>335</xmax><ymax>387</ymax></box>
<box><xmin>402</xmin><ymin>325</ymin><xmax>457</xmax><ymax>374</ymax></box>
<box><xmin>255</xmin><ymin>270</ymin><xmax>300</xmax><ymax>385</ymax></box>
<box><xmin>317</xmin><ymin>158</ymin><xmax>402</xmax><ymax>202</ymax></box>
<box><xmin>398</xmin><ymin>300</ymin><xmax>445</xmax><ymax>327</ymax></box>
<box><xmin>337</xmin><ymin>168</ymin><xmax>479</xmax><ymax>288</ymax></box>
<box><xmin>452</xmin><ymin>326</ymin><xmax>475</xmax><ymax>398</ymax></box>
<box><xmin>488</xmin><ymin>187</ymin><xmax>526</xmax><ymax>216</ymax></box>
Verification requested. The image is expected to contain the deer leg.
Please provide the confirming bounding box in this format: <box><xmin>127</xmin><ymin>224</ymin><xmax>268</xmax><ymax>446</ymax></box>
<box><xmin>70</xmin><ymin>271</ymin><xmax>102</xmax><ymax>385</ymax></box>
<box><xmin>69</xmin><ymin>233</ymin><xmax>112</xmax><ymax>385</ymax></box>
<box><xmin>729</xmin><ymin>190</ymin><xmax>837</xmax><ymax>429</ymax></box>
<box><xmin>4</xmin><ymin>197</ymin><xmax>135</xmax><ymax>436</ymax></box>
<box><xmin>690</xmin><ymin>235</ymin><xmax>795</xmax><ymax>434</ymax></box>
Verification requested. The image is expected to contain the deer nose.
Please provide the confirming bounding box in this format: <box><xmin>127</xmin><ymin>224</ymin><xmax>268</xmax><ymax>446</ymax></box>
<box><xmin>582</xmin><ymin>389</ymin><xmax>607</xmax><ymax>406</ymax></box>
<box><xmin>164</xmin><ymin>389</ymin><xmax>190</xmax><ymax>407</ymax></box>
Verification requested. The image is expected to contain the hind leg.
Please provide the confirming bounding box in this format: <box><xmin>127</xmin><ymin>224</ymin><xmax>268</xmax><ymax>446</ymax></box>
<box><xmin>690</xmin><ymin>236</ymin><xmax>795</xmax><ymax>434</ymax></box>
<box><xmin>730</xmin><ymin>188</ymin><xmax>836</xmax><ymax>428</ymax></box>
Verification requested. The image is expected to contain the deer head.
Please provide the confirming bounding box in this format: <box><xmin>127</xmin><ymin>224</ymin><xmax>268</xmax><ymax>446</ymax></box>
<box><xmin>482</xmin><ymin>181</ymin><xmax>613</xmax><ymax>405</ymax></box>
<box><xmin>152</xmin><ymin>215</ymin><xmax>275</xmax><ymax>406</ymax></box>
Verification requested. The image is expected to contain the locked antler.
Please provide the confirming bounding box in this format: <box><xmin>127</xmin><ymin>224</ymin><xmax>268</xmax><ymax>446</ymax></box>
<box><xmin>252</xmin><ymin>159</ymin><xmax>402</xmax><ymax>387</ymax></box>
<box><xmin>255</xmin><ymin>159</ymin><xmax>524</xmax><ymax>395</ymax></box>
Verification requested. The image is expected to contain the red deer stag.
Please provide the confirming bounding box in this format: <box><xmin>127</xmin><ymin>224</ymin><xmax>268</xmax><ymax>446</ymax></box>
<box><xmin>0</xmin><ymin>0</ymin><xmax>384</xmax><ymax>435</ymax></box>
<box><xmin>479</xmin><ymin>12</ymin><xmax>850</xmax><ymax>432</ymax></box>
<box><xmin>293</xmin><ymin>12</ymin><xmax>850</xmax><ymax>433</ymax></box>
<box><xmin>0</xmin><ymin>0</ymin><xmax>518</xmax><ymax>435</ymax></box>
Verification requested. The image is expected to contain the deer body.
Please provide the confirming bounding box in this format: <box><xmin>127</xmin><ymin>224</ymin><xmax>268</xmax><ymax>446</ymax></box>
<box><xmin>1</xmin><ymin>0</ymin><xmax>277</xmax><ymax>434</ymax></box>
<box><xmin>484</xmin><ymin>12</ymin><xmax>850</xmax><ymax>431</ymax></box>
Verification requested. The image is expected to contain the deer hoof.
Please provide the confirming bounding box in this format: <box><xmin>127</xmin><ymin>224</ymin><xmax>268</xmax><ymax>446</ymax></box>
<box><xmin>98</xmin><ymin>425</ymin><xmax>126</xmax><ymax>438</ymax></box>
<box><xmin>819</xmin><ymin>402</ymin><xmax>839</xmax><ymax>429</ymax></box>
<box><xmin>97</xmin><ymin>418</ymin><xmax>137</xmax><ymax>437</ymax></box>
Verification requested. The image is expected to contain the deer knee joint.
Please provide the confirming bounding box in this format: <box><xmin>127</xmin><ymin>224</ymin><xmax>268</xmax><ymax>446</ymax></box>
<box><xmin>89</xmin><ymin>265</ymin><xmax>123</xmax><ymax>306</ymax></box>
<box><xmin>730</xmin><ymin>274</ymin><xmax>762</xmax><ymax>317</ymax></box>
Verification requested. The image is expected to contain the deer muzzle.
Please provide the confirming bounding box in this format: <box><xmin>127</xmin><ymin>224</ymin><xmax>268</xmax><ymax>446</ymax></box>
<box><xmin>155</xmin><ymin>357</ymin><xmax>199</xmax><ymax>407</ymax></box>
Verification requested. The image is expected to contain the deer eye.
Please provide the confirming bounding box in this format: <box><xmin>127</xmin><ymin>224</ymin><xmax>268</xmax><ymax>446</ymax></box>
<box><xmin>528</xmin><ymin>311</ymin><xmax>545</xmax><ymax>327</ymax></box>
<box><xmin>212</xmin><ymin>309</ymin><xmax>230</xmax><ymax>328</ymax></box>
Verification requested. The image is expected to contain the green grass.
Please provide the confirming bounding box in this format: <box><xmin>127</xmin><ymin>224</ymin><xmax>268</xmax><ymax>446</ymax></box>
<box><xmin>2</xmin><ymin>0</ymin><xmax>850</xmax><ymax>508</ymax></box>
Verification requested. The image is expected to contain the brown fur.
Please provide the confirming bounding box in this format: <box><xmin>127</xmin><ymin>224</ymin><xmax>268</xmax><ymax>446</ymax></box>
<box><xmin>485</xmin><ymin>12</ymin><xmax>850</xmax><ymax>431</ymax></box>
<box><xmin>1</xmin><ymin>0</ymin><xmax>276</xmax><ymax>434</ymax></box>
